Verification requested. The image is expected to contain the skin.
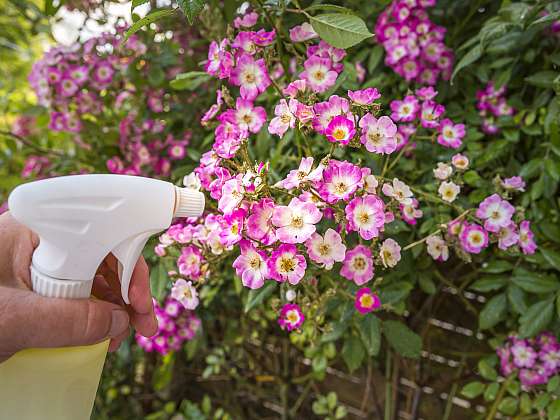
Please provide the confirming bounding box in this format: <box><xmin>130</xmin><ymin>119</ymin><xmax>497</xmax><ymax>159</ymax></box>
<box><xmin>0</xmin><ymin>212</ymin><xmax>158</xmax><ymax>362</ymax></box>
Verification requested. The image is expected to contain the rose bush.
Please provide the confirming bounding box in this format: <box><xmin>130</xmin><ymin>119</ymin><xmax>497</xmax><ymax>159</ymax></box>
<box><xmin>2</xmin><ymin>0</ymin><xmax>560</xmax><ymax>418</ymax></box>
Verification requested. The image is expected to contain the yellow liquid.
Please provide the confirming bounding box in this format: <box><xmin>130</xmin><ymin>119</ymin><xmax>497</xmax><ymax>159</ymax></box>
<box><xmin>0</xmin><ymin>340</ymin><xmax>109</xmax><ymax>420</ymax></box>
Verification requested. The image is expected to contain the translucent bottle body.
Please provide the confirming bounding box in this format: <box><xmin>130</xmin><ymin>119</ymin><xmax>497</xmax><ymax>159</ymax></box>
<box><xmin>0</xmin><ymin>340</ymin><xmax>109</xmax><ymax>420</ymax></box>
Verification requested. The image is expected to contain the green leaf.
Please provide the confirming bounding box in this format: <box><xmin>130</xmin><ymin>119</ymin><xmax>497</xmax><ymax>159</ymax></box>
<box><xmin>309</xmin><ymin>13</ymin><xmax>373</xmax><ymax>49</ymax></box>
<box><xmin>367</xmin><ymin>45</ymin><xmax>384</xmax><ymax>73</ymax></box>
<box><xmin>508</xmin><ymin>285</ymin><xmax>528</xmax><ymax>314</ymax></box>
<box><xmin>378</xmin><ymin>281</ymin><xmax>413</xmax><ymax>305</ymax></box>
<box><xmin>463</xmin><ymin>170</ymin><xmax>483</xmax><ymax>187</ymax></box>
<box><xmin>341</xmin><ymin>336</ymin><xmax>365</xmax><ymax>372</ymax></box>
<box><xmin>460</xmin><ymin>382</ymin><xmax>485</xmax><ymax>399</ymax></box>
<box><xmin>511</xmin><ymin>270</ymin><xmax>560</xmax><ymax>294</ymax></box>
<box><xmin>481</xmin><ymin>260</ymin><xmax>513</xmax><ymax>273</ymax></box>
<box><xmin>312</xmin><ymin>354</ymin><xmax>327</xmax><ymax>373</ymax></box>
<box><xmin>519</xmin><ymin>298</ymin><xmax>554</xmax><ymax>338</ymax></box>
<box><xmin>177</xmin><ymin>0</ymin><xmax>205</xmax><ymax>24</ymax></box>
<box><xmin>542</xmin><ymin>248</ymin><xmax>560</xmax><ymax>271</ymax></box>
<box><xmin>305</xmin><ymin>4</ymin><xmax>355</xmax><ymax>14</ymax></box>
<box><xmin>520</xmin><ymin>393</ymin><xmax>532</xmax><ymax>414</ymax></box>
<box><xmin>478</xmin><ymin>359</ymin><xmax>498</xmax><ymax>381</ymax></box>
<box><xmin>525</xmin><ymin>71</ymin><xmax>559</xmax><ymax>89</ymax></box>
<box><xmin>470</xmin><ymin>276</ymin><xmax>507</xmax><ymax>292</ymax></box>
<box><xmin>149</xmin><ymin>263</ymin><xmax>168</xmax><ymax>300</ymax></box>
<box><xmin>131</xmin><ymin>0</ymin><xmax>149</xmax><ymax>10</ymax></box>
<box><xmin>326</xmin><ymin>391</ymin><xmax>337</xmax><ymax>409</ymax></box>
<box><xmin>418</xmin><ymin>274</ymin><xmax>436</xmax><ymax>294</ymax></box>
<box><xmin>547</xmin><ymin>375</ymin><xmax>560</xmax><ymax>393</ymax></box>
<box><xmin>498</xmin><ymin>397</ymin><xmax>518</xmax><ymax>415</ymax></box>
<box><xmin>244</xmin><ymin>281</ymin><xmax>277</xmax><ymax>313</ymax></box>
<box><xmin>451</xmin><ymin>44</ymin><xmax>482</xmax><ymax>82</ymax></box>
<box><xmin>549</xmin><ymin>399</ymin><xmax>560</xmax><ymax>420</ymax></box>
<box><xmin>479</xmin><ymin>293</ymin><xmax>507</xmax><ymax>330</ymax></box>
<box><xmin>382</xmin><ymin>320</ymin><xmax>421</xmax><ymax>359</ymax></box>
<box><xmin>122</xmin><ymin>9</ymin><xmax>176</xmax><ymax>43</ymax></box>
<box><xmin>357</xmin><ymin>315</ymin><xmax>381</xmax><ymax>356</ymax></box>
<box><xmin>170</xmin><ymin>71</ymin><xmax>211</xmax><ymax>90</ymax></box>
<box><xmin>321</xmin><ymin>320</ymin><xmax>350</xmax><ymax>343</ymax></box>
<box><xmin>484</xmin><ymin>382</ymin><xmax>499</xmax><ymax>402</ymax></box>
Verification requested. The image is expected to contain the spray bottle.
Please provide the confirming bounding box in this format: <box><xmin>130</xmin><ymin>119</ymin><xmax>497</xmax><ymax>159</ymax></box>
<box><xmin>0</xmin><ymin>174</ymin><xmax>205</xmax><ymax>420</ymax></box>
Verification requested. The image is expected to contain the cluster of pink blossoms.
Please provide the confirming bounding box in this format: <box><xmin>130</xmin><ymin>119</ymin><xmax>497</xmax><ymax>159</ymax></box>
<box><xmin>476</xmin><ymin>82</ymin><xmax>514</xmax><ymax>134</ymax></box>
<box><xmin>106</xmin><ymin>115</ymin><xmax>191</xmax><ymax>177</ymax></box>
<box><xmin>375</xmin><ymin>0</ymin><xmax>454</xmax><ymax>85</ymax></box>
<box><xmin>390</xmin><ymin>86</ymin><xmax>466</xmax><ymax>149</ymax></box>
<box><xmin>154</xmin><ymin>13</ymin><xmax>534</xmax><ymax>332</ymax></box>
<box><xmin>29</xmin><ymin>33</ymin><xmax>147</xmax><ymax>133</ymax></box>
<box><xmin>425</xmin><ymin>152</ymin><xmax>536</xmax><ymax>260</ymax></box>
<box><xmin>497</xmin><ymin>333</ymin><xmax>560</xmax><ymax>389</ymax></box>
<box><xmin>135</xmin><ymin>297</ymin><xmax>200</xmax><ymax>355</ymax></box>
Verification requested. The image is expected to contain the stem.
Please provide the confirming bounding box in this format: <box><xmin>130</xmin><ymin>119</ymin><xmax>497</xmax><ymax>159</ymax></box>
<box><xmin>384</xmin><ymin>350</ymin><xmax>392</xmax><ymax>420</ymax></box>
<box><xmin>0</xmin><ymin>130</ymin><xmax>66</xmax><ymax>157</ymax></box>
<box><xmin>485</xmin><ymin>375</ymin><xmax>514</xmax><ymax>420</ymax></box>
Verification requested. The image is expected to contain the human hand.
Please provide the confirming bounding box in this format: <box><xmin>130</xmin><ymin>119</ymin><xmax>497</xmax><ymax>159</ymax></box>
<box><xmin>0</xmin><ymin>212</ymin><xmax>157</xmax><ymax>362</ymax></box>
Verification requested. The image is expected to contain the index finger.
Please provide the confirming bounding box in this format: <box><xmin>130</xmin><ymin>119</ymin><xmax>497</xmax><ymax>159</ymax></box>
<box><xmin>128</xmin><ymin>257</ymin><xmax>157</xmax><ymax>337</ymax></box>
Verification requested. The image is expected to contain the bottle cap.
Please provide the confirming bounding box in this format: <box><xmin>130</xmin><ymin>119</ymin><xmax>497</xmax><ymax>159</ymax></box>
<box><xmin>31</xmin><ymin>265</ymin><xmax>93</xmax><ymax>299</ymax></box>
<box><xmin>174</xmin><ymin>187</ymin><xmax>205</xmax><ymax>218</ymax></box>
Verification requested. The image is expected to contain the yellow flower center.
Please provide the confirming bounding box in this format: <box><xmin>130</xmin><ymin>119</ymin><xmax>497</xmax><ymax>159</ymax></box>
<box><xmin>280</xmin><ymin>257</ymin><xmax>296</xmax><ymax>273</ymax></box>
<box><xmin>313</xmin><ymin>70</ymin><xmax>325</xmax><ymax>81</ymax></box>
<box><xmin>318</xmin><ymin>243</ymin><xmax>331</xmax><ymax>256</ymax></box>
<box><xmin>332</xmin><ymin>128</ymin><xmax>346</xmax><ymax>140</ymax></box>
<box><xmin>352</xmin><ymin>256</ymin><xmax>366</xmax><ymax>271</ymax></box>
<box><xmin>291</xmin><ymin>216</ymin><xmax>304</xmax><ymax>228</ymax></box>
<box><xmin>360</xmin><ymin>294</ymin><xmax>373</xmax><ymax>308</ymax></box>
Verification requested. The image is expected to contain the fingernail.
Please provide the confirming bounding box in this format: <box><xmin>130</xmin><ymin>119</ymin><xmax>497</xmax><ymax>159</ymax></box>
<box><xmin>110</xmin><ymin>309</ymin><xmax>129</xmax><ymax>337</ymax></box>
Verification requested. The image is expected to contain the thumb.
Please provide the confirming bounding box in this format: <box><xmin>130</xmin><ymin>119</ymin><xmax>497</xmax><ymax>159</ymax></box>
<box><xmin>13</xmin><ymin>288</ymin><xmax>130</xmax><ymax>350</ymax></box>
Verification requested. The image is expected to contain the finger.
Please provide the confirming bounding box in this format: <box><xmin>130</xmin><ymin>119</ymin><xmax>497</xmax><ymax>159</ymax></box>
<box><xmin>131</xmin><ymin>311</ymin><xmax>158</xmax><ymax>338</ymax></box>
<box><xmin>11</xmin><ymin>228</ymin><xmax>38</xmax><ymax>290</ymax></box>
<box><xmin>9</xmin><ymin>288</ymin><xmax>130</xmax><ymax>350</ymax></box>
<box><xmin>128</xmin><ymin>257</ymin><xmax>153</xmax><ymax>315</ymax></box>
<box><xmin>92</xmin><ymin>275</ymin><xmax>123</xmax><ymax>306</ymax></box>
<box><xmin>108</xmin><ymin>327</ymin><xmax>130</xmax><ymax>352</ymax></box>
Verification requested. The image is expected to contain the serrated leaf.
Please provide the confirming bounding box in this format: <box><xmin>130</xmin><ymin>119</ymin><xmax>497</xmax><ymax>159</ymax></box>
<box><xmin>511</xmin><ymin>269</ymin><xmax>560</xmax><ymax>294</ymax></box>
<box><xmin>305</xmin><ymin>4</ymin><xmax>354</xmax><ymax>14</ymax></box>
<box><xmin>122</xmin><ymin>9</ymin><xmax>176</xmax><ymax>44</ymax></box>
<box><xmin>481</xmin><ymin>260</ymin><xmax>513</xmax><ymax>273</ymax></box>
<box><xmin>542</xmin><ymin>248</ymin><xmax>560</xmax><ymax>271</ymax></box>
<box><xmin>357</xmin><ymin>315</ymin><xmax>381</xmax><ymax>356</ymax></box>
<box><xmin>508</xmin><ymin>285</ymin><xmax>528</xmax><ymax>314</ymax></box>
<box><xmin>479</xmin><ymin>293</ymin><xmax>507</xmax><ymax>330</ymax></box>
<box><xmin>309</xmin><ymin>13</ymin><xmax>373</xmax><ymax>49</ymax></box>
<box><xmin>341</xmin><ymin>336</ymin><xmax>365</xmax><ymax>372</ymax></box>
<box><xmin>470</xmin><ymin>276</ymin><xmax>507</xmax><ymax>292</ymax></box>
<box><xmin>451</xmin><ymin>44</ymin><xmax>482</xmax><ymax>82</ymax></box>
<box><xmin>478</xmin><ymin>359</ymin><xmax>498</xmax><ymax>381</ymax></box>
<box><xmin>382</xmin><ymin>320</ymin><xmax>421</xmax><ymax>359</ymax></box>
<box><xmin>244</xmin><ymin>281</ymin><xmax>277</xmax><ymax>313</ymax></box>
<box><xmin>519</xmin><ymin>298</ymin><xmax>554</xmax><ymax>338</ymax></box>
<box><xmin>498</xmin><ymin>397</ymin><xmax>518</xmax><ymax>415</ymax></box>
<box><xmin>177</xmin><ymin>0</ymin><xmax>205</xmax><ymax>24</ymax></box>
<box><xmin>367</xmin><ymin>45</ymin><xmax>384</xmax><ymax>73</ymax></box>
<box><xmin>461</xmin><ymin>382</ymin><xmax>485</xmax><ymax>399</ymax></box>
<box><xmin>170</xmin><ymin>71</ymin><xmax>211</xmax><ymax>90</ymax></box>
<box><xmin>131</xmin><ymin>0</ymin><xmax>149</xmax><ymax>10</ymax></box>
<box><xmin>525</xmin><ymin>71</ymin><xmax>559</xmax><ymax>89</ymax></box>
<box><xmin>549</xmin><ymin>399</ymin><xmax>560</xmax><ymax>420</ymax></box>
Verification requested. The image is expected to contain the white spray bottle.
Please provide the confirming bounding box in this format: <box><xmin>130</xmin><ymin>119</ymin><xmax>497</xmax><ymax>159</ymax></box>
<box><xmin>0</xmin><ymin>174</ymin><xmax>204</xmax><ymax>420</ymax></box>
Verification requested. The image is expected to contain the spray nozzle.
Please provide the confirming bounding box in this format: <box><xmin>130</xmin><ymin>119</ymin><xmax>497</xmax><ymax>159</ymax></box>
<box><xmin>8</xmin><ymin>174</ymin><xmax>205</xmax><ymax>303</ymax></box>
<box><xmin>174</xmin><ymin>187</ymin><xmax>205</xmax><ymax>218</ymax></box>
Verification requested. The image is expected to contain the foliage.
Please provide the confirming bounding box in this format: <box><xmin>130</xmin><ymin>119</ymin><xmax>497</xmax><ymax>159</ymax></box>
<box><xmin>2</xmin><ymin>0</ymin><xmax>560</xmax><ymax>418</ymax></box>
